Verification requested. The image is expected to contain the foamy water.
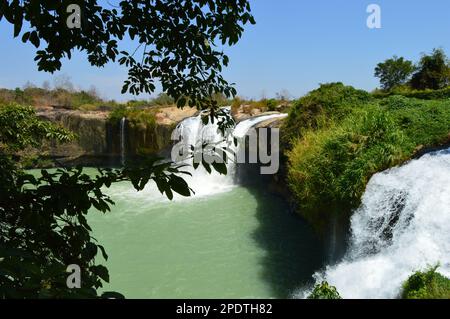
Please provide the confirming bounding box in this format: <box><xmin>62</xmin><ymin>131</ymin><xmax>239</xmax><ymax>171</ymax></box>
<box><xmin>296</xmin><ymin>148</ymin><xmax>450</xmax><ymax>299</ymax></box>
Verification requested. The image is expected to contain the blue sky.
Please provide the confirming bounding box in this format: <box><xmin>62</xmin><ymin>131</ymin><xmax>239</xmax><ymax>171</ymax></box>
<box><xmin>1</xmin><ymin>0</ymin><xmax>450</xmax><ymax>101</ymax></box>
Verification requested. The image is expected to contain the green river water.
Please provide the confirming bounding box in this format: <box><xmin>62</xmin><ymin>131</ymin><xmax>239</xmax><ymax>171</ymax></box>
<box><xmin>85</xmin><ymin>169</ymin><xmax>325</xmax><ymax>298</ymax></box>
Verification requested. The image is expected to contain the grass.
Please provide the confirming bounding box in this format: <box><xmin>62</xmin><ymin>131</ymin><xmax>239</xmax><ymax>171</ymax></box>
<box><xmin>373</xmin><ymin>85</ymin><xmax>450</xmax><ymax>100</ymax></box>
<box><xmin>282</xmin><ymin>83</ymin><xmax>372</xmax><ymax>146</ymax></box>
<box><xmin>284</xmin><ymin>83</ymin><xmax>450</xmax><ymax>226</ymax></box>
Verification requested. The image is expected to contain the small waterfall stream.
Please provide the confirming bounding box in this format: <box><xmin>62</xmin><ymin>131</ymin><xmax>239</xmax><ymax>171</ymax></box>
<box><xmin>297</xmin><ymin>147</ymin><xmax>450</xmax><ymax>299</ymax></box>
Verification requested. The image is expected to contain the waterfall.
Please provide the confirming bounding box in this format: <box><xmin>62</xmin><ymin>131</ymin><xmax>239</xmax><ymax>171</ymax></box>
<box><xmin>111</xmin><ymin>110</ymin><xmax>287</xmax><ymax>202</ymax></box>
<box><xmin>120</xmin><ymin>117</ymin><xmax>126</xmax><ymax>166</ymax></box>
<box><xmin>296</xmin><ymin>147</ymin><xmax>450</xmax><ymax>299</ymax></box>
<box><xmin>170</xmin><ymin>110</ymin><xmax>287</xmax><ymax>198</ymax></box>
<box><xmin>233</xmin><ymin>113</ymin><xmax>287</xmax><ymax>138</ymax></box>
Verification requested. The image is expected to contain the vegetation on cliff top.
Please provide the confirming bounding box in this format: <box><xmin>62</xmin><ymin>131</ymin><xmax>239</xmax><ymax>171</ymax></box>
<box><xmin>284</xmin><ymin>83</ymin><xmax>450</xmax><ymax>226</ymax></box>
<box><xmin>0</xmin><ymin>84</ymin><xmax>180</xmax><ymax>111</ymax></box>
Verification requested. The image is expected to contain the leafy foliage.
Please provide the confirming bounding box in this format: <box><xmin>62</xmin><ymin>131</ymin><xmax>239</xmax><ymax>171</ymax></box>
<box><xmin>410</xmin><ymin>48</ymin><xmax>450</xmax><ymax>90</ymax></box>
<box><xmin>108</xmin><ymin>105</ymin><xmax>157</xmax><ymax>130</ymax></box>
<box><xmin>374</xmin><ymin>56</ymin><xmax>415</xmax><ymax>91</ymax></box>
<box><xmin>282</xmin><ymin>83</ymin><xmax>372</xmax><ymax>147</ymax></box>
<box><xmin>0</xmin><ymin>103</ymin><xmax>74</xmax><ymax>152</ymax></box>
<box><xmin>307</xmin><ymin>281</ymin><xmax>341</xmax><ymax>299</ymax></box>
<box><xmin>402</xmin><ymin>266</ymin><xmax>450</xmax><ymax>299</ymax></box>
<box><xmin>0</xmin><ymin>166</ymin><xmax>120</xmax><ymax>298</ymax></box>
<box><xmin>0</xmin><ymin>0</ymin><xmax>255</xmax><ymax>111</ymax></box>
<box><xmin>1</xmin><ymin>0</ymin><xmax>253</xmax><ymax>299</ymax></box>
<box><xmin>0</xmin><ymin>105</ymin><xmax>194</xmax><ymax>298</ymax></box>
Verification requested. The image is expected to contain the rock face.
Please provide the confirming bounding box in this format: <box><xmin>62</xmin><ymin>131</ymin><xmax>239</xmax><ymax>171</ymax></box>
<box><xmin>37</xmin><ymin>108</ymin><xmax>109</xmax><ymax>156</ymax></box>
<box><xmin>34</xmin><ymin>105</ymin><xmax>288</xmax><ymax>167</ymax></box>
<box><xmin>124</xmin><ymin>106</ymin><xmax>197</xmax><ymax>156</ymax></box>
<box><xmin>35</xmin><ymin>106</ymin><xmax>197</xmax><ymax>165</ymax></box>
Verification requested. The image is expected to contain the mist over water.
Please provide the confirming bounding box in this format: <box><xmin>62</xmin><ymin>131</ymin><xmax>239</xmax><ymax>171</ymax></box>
<box><xmin>297</xmin><ymin>148</ymin><xmax>450</xmax><ymax>299</ymax></box>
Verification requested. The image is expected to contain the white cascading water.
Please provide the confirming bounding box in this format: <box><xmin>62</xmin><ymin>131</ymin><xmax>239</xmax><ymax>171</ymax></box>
<box><xmin>110</xmin><ymin>110</ymin><xmax>287</xmax><ymax>202</ymax></box>
<box><xmin>170</xmin><ymin>109</ymin><xmax>236</xmax><ymax>197</ymax></box>
<box><xmin>296</xmin><ymin>147</ymin><xmax>450</xmax><ymax>299</ymax></box>
<box><xmin>170</xmin><ymin>110</ymin><xmax>287</xmax><ymax>198</ymax></box>
<box><xmin>233</xmin><ymin>113</ymin><xmax>288</xmax><ymax>138</ymax></box>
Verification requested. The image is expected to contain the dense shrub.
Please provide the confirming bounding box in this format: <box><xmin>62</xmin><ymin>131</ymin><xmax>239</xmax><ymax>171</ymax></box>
<box><xmin>307</xmin><ymin>282</ymin><xmax>341</xmax><ymax>299</ymax></box>
<box><xmin>410</xmin><ymin>48</ymin><xmax>450</xmax><ymax>90</ymax></box>
<box><xmin>402</xmin><ymin>266</ymin><xmax>450</xmax><ymax>299</ymax></box>
<box><xmin>151</xmin><ymin>93</ymin><xmax>175</xmax><ymax>106</ymax></box>
<box><xmin>388</xmin><ymin>98</ymin><xmax>450</xmax><ymax>145</ymax></box>
<box><xmin>231</xmin><ymin>97</ymin><xmax>289</xmax><ymax>115</ymax></box>
<box><xmin>282</xmin><ymin>83</ymin><xmax>372</xmax><ymax>145</ymax></box>
<box><xmin>109</xmin><ymin>106</ymin><xmax>158</xmax><ymax>129</ymax></box>
<box><xmin>266</xmin><ymin>98</ymin><xmax>278</xmax><ymax>111</ymax></box>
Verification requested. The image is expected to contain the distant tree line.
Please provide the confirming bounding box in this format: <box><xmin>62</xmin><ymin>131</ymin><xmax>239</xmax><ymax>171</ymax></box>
<box><xmin>374</xmin><ymin>48</ymin><xmax>450</xmax><ymax>91</ymax></box>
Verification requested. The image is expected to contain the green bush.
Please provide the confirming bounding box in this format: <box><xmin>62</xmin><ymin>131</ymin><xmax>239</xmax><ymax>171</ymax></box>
<box><xmin>402</xmin><ymin>266</ymin><xmax>450</xmax><ymax>299</ymax></box>
<box><xmin>282</xmin><ymin>83</ymin><xmax>372</xmax><ymax>145</ymax></box>
<box><xmin>307</xmin><ymin>281</ymin><xmax>341</xmax><ymax>299</ymax></box>
<box><xmin>388</xmin><ymin>98</ymin><xmax>450</xmax><ymax>146</ymax></box>
<box><xmin>108</xmin><ymin>105</ymin><xmax>157</xmax><ymax>129</ymax></box>
<box><xmin>109</xmin><ymin>105</ymin><xmax>129</xmax><ymax>122</ymax></box>
<box><xmin>266</xmin><ymin>98</ymin><xmax>278</xmax><ymax>111</ymax></box>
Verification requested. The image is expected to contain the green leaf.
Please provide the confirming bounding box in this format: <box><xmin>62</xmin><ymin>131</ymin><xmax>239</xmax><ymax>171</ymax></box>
<box><xmin>98</xmin><ymin>245</ymin><xmax>108</xmax><ymax>261</ymax></box>
<box><xmin>169</xmin><ymin>175</ymin><xmax>191</xmax><ymax>197</ymax></box>
<box><xmin>91</xmin><ymin>265</ymin><xmax>110</xmax><ymax>283</ymax></box>
<box><xmin>29</xmin><ymin>31</ymin><xmax>40</xmax><ymax>48</ymax></box>
<box><xmin>82</xmin><ymin>242</ymin><xmax>98</xmax><ymax>260</ymax></box>
<box><xmin>177</xmin><ymin>97</ymin><xmax>186</xmax><ymax>108</ymax></box>
<box><xmin>212</xmin><ymin>162</ymin><xmax>227</xmax><ymax>175</ymax></box>
<box><xmin>21</xmin><ymin>31</ymin><xmax>30</xmax><ymax>43</ymax></box>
